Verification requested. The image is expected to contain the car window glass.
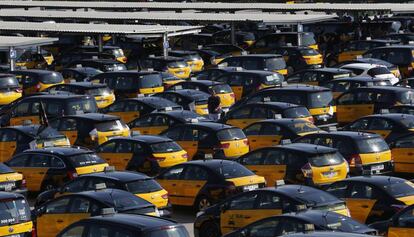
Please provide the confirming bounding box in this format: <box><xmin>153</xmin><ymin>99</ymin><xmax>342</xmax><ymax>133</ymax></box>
<box><xmin>160</xmin><ymin>166</ymin><xmax>184</xmax><ymax>180</ymax></box>
<box><xmin>395</xmin><ymin>135</ymin><xmax>414</xmax><ymax>148</ymax></box>
<box><xmin>163</xmin><ymin>127</ymin><xmax>182</xmax><ymax>140</ymax></box>
<box><xmin>229</xmin><ymin>192</ymin><xmax>258</xmax><ymax>210</ymax></box>
<box><xmin>46</xmin><ymin>197</ymin><xmax>70</xmax><ymax>214</ymax></box>
<box><xmin>0</xmin><ymin>129</ymin><xmax>17</xmax><ymax>142</ymax></box>
<box><xmin>244</xmin><ymin>124</ymin><xmax>261</xmax><ymax>136</ymax></box>
<box><xmin>326</xmin><ymin>182</ymin><xmax>348</xmax><ymax>198</ymax></box>
<box><xmin>69</xmin><ymin>197</ymin><xmax>93</xmax><ymax>213</ymax></box>
<box><xmin>250</xmin><ymin>107</ymin><xmax>268</xmax><ymax>118</ymax></box>
<box><xmin>355</xmin><ymin>92</ymin><xmax>376</xmax><ymax>104</ymax></box>
<box><xmin>240</xmin><ymin>151</ymin><xmax>264</xmax><ymax>165</ymax></box>
<box><xmin>46</xmin><ymin>102</ymin><xmax>63</xmax><ymax>116</ymax></box>
<box><xmin>258</xmin><ymin>193</ymin><xmax>282</xmax><ymax>209</ymax></box>
<box><xmin>264</xmin><ymin>150</ymin><xmax>285</xmax><ymax>165</ymax></box>
<box><xmin>350</xmin><ymin>183</ymin><xmax>377</xmax><ymax>199</ymax></box>
<box><xmin>50</xmin><ymin>157</ymin><xmax>65</xmax><ymax>168</ymax></box>
<box><xmin>115</xmin><ymin>141</ymin><xmax>133</xmax><ymax>153</ymax></box>
<box><xmin>61</xmin><ymin>225</ymin><xmax>85</xmax><ymax>237</ymax></box>
<box><xmin>152</xmin><ymin>115</ymin><xmax>170</xmax><ymax>126</ymax></box>
<box><xmin>108</xmin><ymin>102</ymin><xmax>125</xmax><ymax>112</ymax></box>
<box><xmin>183</xmin><ymin>166</ymin><xmax>209</xmax><ymax>180</ymax></box>
<box><xmin>247</xmin><ymin>220</ymin><xmax>279</xmax><ymax>237</ymax></box>
<box><xmin>125</xmin><ymin>101</ymin><xmax>142</xmax><ymax>112</ymax></box>
<box><xmin>260</xmin><ymin>123</ymin><xmax>281</xmax><ymax>136</ymax></box>
<box><xmin>368</xmin><ymin>118</ymin><xmax>394</xmax><ymax>130</ymax></box>
<box><xmin>65</xmin><ymin>179</ymin><xmax>87</xmax><ymax>192</ymax></box>
<box><xmin>280</xmin><ymin>220</ymin><xmax>305</xmax><ymax>235</ymax></box>
<box><xmin>397</xmin><ymin>207</ymin><xmax>414</xmax><ymax>228</ymax></box>
<box><xmin>29</xmin><ymin>154</ymin><xmax>50</xmax><ymax>167</ymax></box>
<box><xmin>87</xmin><ymin>225</ymin><xmax>133</xmax><ymax>237</ymax></box>
<box><xmin>229</xmin><ymin>107</ymin><xmax>252</xmax><ymax>119</ymax></box>
<box><xmin>349</xmin><ymin>119</ymin><xmax>370</xmax><ymax>130</ymax></box>
<box><xmin>97</xmin><ymin>142</ymin><xmax>116</xmax><ymax>153</ymax></box>
<box><xmin>60</xmin><ymin>118</ymin><xmax>77</xmax><ymax>131</ymax></box>
<box><xmin>14</xmin><ymin>102</ymin><xmax>30</xmax><ymax>116</ymax></box>
<box><xmin>133</xmin><ymin>116</ymin><xmax>152</xmax><ymax>127</ymax></box>
<box><xmin>337</xmin><ymin>93</ymin><xmax>355</xmax><ymax>105</ymax></box>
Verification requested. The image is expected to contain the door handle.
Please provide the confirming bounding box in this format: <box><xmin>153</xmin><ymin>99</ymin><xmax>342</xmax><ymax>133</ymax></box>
<box><xmin>57</xmin><ymin>220</ymin><xmax>64</xmax><ymax>223</ymax></box>
<box><xmin>278</xmin><ymin>170</ymin><xmax>284</xmax><ymax>173</ymax></box>
<box><xmin>192</xmin><ymin>144</ymin><xmax>197</xmax><ymax>147</ymax></box>
<box><xmin>251</xmin><ymin>170</ymin><xmax>258</xmax><ymax>173</ymax></box>
<box><xmin>172</xmin><ymin>184</ymin><xmax>176</xmax><ymax>186</ymax></box>
<box><xmin>196</xmin><ymin>185</ymin><xmax>201</xmax><ymax>187</ymax></box>
<box><xmin>361</xmin><ymin>205</ymin><xmax>369</xmax><ymax>208</ymax></box>
<box><xmin>10</xmin><ymin>146</ymin><xmax>15</xmax><ymax>148</ymax></box>
<box><xmin>244</xmin><ymin>216</ymin><xmax>251</xmax><ymax>219</ymax></box>
<box><xmin>38</xmin><ymin>172</ymin><xmax>45</xmax><ymax>175</ymax></box>
<box><xmin>408</xmin><ymin>153</ymin><xmax>414</xmax><ymax>156</ymax></box>
<box><xmin>271</xmin><ymin>140</ymin><xmax>278</xmax><ymax>142</ymax></box>
<box><xmin>251</xmin><ymin>140</ymin><xmax>256</xmax><ymax>142</ymax></box>
<box><xmin>123</xmin><ymin>159</ymin><xmax>129</xmax><ymax>161</ymax></box>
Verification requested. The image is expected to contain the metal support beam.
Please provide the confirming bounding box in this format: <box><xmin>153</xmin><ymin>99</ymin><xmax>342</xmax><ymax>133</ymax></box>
<box><xmin>9</xmin><ymin>46</ymin><xmax>15</xmax><ymax>71</ymax></box>
<box><xmin>98</xmin><ymin>34</ymin><xmax>103</xmax><ymax>53</ymax></box>
<box><xmin>230</xmin><ymin>22</ymin><xmax>236</xmax><ymax>45</ymax></box>
<box><xmin>297</xmin><ymin>23</ymin><xmax>303</xmax><ymax>46</ymax></box>
<box><xmin>162</xmin><ymin>32</ymin><xmax>169</xmax><ymax>58</ymax></box>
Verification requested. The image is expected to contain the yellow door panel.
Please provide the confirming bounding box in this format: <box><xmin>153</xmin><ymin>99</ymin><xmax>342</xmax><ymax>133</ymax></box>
<box><xmin>220</xmin><ymin>209</ymin><xmax>282</xmax><ymax>235</ymax></box>
<box><xmin>132</xmin><ymin>127</ymin><xmax>151</xmax><ymax>135</ymax></box>
<box><xmin>180</xmin><ymin>180</ymin><xmax>207</xmax><ymax>206</ymax></box>
<box><xmin>392</xmin><ymin>148</ymin><xmax>414</xmax><ymax>173</ymax></box>
<box><xmin>99</xmin><ymin>153</ymin><xmax>132</xmax><ymax>170</ymax></box>
<box><xmin>365</xmin><ymin>130</ymin><xmax>391</xmax><ymax>139</ymax></box>
<box><xmin>218</xmin><ymin>93</ymin><xmax>235</xmax><ymax>108</ymax></box>
<box><xmin>388</xmin><ymin>227</ymin><xmax>414</xmax><ymax>237</ymax></box>
<box><xmin>232</xmin><ymin>86</ymin><xmax>243</xmax><ymax>101</ymax></box>
<box><xmin>37</xmin><ymin>213</ymin><xmax>90</xmax><ymax>237</ymax></box>
<box><xmin>156</xmin><ymin>179</ymin><xmax>180</xmax><ymax>205</ymax></box>
<box><xmin>0</xmin><ymin>141</ymin><xmax>16</xmax><ymax>162</ymax></box>
<box><xmin>246</xmin><ymin>165</ymin><xmax>286</xmax><ymax>187</ymax></box>
<box><xmin>353</xmin><ymin>104</ymin><xmax>374</xmax><ymax>120</ymax></box>
<box><xmin>227</xmin><ymin>119</ymin><xmax>260</xmax><ymax>129</ymax></box>
<box><xmin>10</xmin><ymin>116</ymin><xmax>39</xmax><ymax>126</ymax></box>
<box><xmin>149</xmin><ymin>126</ymin><xmax>169</xmax><ymax>135</ymax></box>
<box><xmin>109</xmin><ymin>112</ymin><xmax>140</xmax><ymax>124</ymax></box>
<box><xmin>13</xmin><ymin>167</ymin><xmax>48</xmax><ymax>192</ymax></box>
<box><xmin>63</xmin><ymin>131</ymin><xmax>78</xmax><ymax>145</ymax></box>
<box><xmin>336</xmin><ymin>105</ymin><xmax>354</xmax><ymax>124</ymax></box>
<box><xmin>177</xmin><ymin>141</ymin><xmax>198</xmax><ymax>160</ymax></box>
<box><xmin>338</xmin><ymin>51</ymin><xmax>365</xmax><ymax>62</ymax></box>
<box><xmin>247</xmin><ymin>135</ymin><xmax>281</xmax><ymax>151</ymax></box>
<box><xmin>345</xmin><ymin>199</ymin><xmax>376</xmax><ymax>223</ymax></box>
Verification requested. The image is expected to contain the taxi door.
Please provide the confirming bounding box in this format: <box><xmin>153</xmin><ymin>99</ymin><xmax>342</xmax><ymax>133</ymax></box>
<box><xmin>391</xmin><ymin>135</ymin><xmax>414</xmax><ymax>173</ymax></box>
<box><xmin>156</xmin><ymin>166</ymin><xmax>185</xmax><ymax>206</ymax></box>
<box><xmin>176</xmin><ymin>128</ymin><xmax>200</xmax><ymax>160</ymax></box>
<box><xmin>10</xmin><ymin>101</ymin><xmax>40</xmax><ymax>126</ymax></box>
<box><xmin>336</xmin><ymin>93</ymin><xmax>358</xmax><ymax>124</ymax></box>
<box><xmin>180</xmin><ymin>166</ymin><xmax>208</xmax><ymax>206</ymax></box>
<box><xmin>344</xmin><ymin>183</ymin><xmax>377</xmax><ymax>223</ymax></box>
<box><xmin>227</xmin><ymin>75</ymin><xmax>245</xmax><ymax>101</ymax></box>
<box><xmin>0</xmin><ymin>130</ymin><xmax>17</xmax><ymax>162</ymax></box>
<box><xmin>57</xmin><ymin>118</ymin><xmax>79</xmax><ymax>145</ymax></box>
<box><xmin>387</xmin><ymin>205</ymin><xmax>414</xmax><ymax>237</ymax></box>
<box><xmin>111</xmin><ymin>141</ymin><xmax>134</xmax><ymax>170</ymax></box>
<box><xmin>148</xmin><ymin>116</ymin><xmax>170</xmax><ymax>135</ymax></box>
<box><xmin>13</xmin><ymin>166</ymin><xmax>48</xmax><ymax>192</ymax></box>
<box><xmin>226</xmin><ymin>106</ymin><xmax>258</xmax><ymax>129</ymax></box>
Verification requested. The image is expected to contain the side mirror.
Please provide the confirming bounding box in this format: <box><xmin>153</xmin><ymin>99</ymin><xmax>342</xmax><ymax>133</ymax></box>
<box><xmin>35</xmin><ymin>206</ymin><xmax>46</xmax><ymax>217</ymax></box>
<box><xmin>220</xmin><ymin>203</ymin><xmax>229</xmax><ymax>213</ymax></box>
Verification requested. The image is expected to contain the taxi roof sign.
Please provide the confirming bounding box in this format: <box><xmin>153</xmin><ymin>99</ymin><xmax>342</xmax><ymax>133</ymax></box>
<box><xmin>131</xmin><ymin>131</ymin><xmax>140</xmax><ymax>137</ymax></box>
<box><xmin>95</xmin><ymin>183</ymin><xmax>107</xmax><ymax>190</ymax></box>
<box><xmin>190</xmin><ymin>118</ymin><xmax>199</xmax><ymax>123</ymax></box>
<box><xmin>281</xmin><ymin>139</ymin><xmax>291</xmax><ymax>145</ymax></box>
<box><xmin>165</xmin><ymin>106</ymin><xmax>172</xmax><ymax>111</ymax></box>
<box><xmin>275</xmin><ymin>180</ymin><xmax>285</xmax><ymax>187</ymax></box>
<box><xmin>328</xmin><ymin>126</ymin><xmax>337</xmax><ymax>132</ymax></box>
<box><xmin>101</xmin><ymin>208</ymin><xmax>116</xmax><ymax>216</ymax></box>
<box><xmin>204</xmin><ymin>153</ymin><xmax>213</xmax><ymax>159</ymax></box>
<box><xmin>104</xmin><ymin>166</ymin><xmax>115</xmax><ymax>172</ymax></box>
<box><xmin>380</xmin><ymin>109</ymin><xmax>389</xmax><ymax>114</ymax></box>
<box><xmin>274</xmin><ymin>114</ymin><xmax>282</xmax><ymax>119</ymax></box>
<box><xmin>295</xmin><ymin>204</ymin><xmax>307</xmax><ymax>211</ymax></box>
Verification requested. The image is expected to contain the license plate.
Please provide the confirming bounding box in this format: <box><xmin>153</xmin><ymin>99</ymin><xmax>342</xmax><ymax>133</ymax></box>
<box><xmin>323</xmin><ymin>171</ymin><xmax>337</xmax><ymax>178</ymax></box>
<box><xmin>371</xmin><ymin>164</ymin><xmax>384</xmax><ymax>171</ymax></box>
<box><xmin>0</xmin><ymin>183</ymin><xmax>15</xmax><ymax>191</ymax></box>
<box><xmin>243</xmin><ymin>184</ymin><xmax>258</xmax><ymax>191</ymax></box>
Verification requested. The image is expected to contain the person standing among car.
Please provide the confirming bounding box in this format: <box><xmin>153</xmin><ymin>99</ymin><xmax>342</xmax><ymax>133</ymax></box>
<box><xmin>208</xmin><ymin>89</ymin><xmax>221</xmax><ymax>121</ymax></box>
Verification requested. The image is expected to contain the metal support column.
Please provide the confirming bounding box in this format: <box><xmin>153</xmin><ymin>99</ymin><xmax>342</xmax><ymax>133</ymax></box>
<box><xmin>9</xmin><ymin>46</ymin><xmax>15</xmax><ymax>71</ymax></box>
<box><xmin>297</xmin><ymin>23</ymin><xmax>303</xmax><ymax>46</ymax></box>
<box><xmin>112</xmin><ymin>34</ymin><xmax>116</xmax><ymax>45</ymax></box>
<box><xmin>98</xmin><ymin>34</ymin><xmax>103</xmax><ymax>53</ymax></box>
<box><xmin>231</xmin><ymin>22</ymin><xmax>236</xmax><ymax>45</ymax></box>
<box><xmin>163</xmin><ymin>33</ymin><xmax>169</xmax><ymax>58</ymax></box>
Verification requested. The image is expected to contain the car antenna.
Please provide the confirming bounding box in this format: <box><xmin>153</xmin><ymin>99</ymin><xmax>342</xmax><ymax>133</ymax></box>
<box><xmin>322</xmin><ymin>211</ymin><xmax>329</xmax><ymax>227</ymax></box>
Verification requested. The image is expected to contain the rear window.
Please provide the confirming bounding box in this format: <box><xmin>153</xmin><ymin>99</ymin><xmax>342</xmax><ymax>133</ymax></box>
<box><xmin>150</xmin><ymin>141</ymin><xmax>182</xmax><ymax>153</ymax></box>
<box><xmin>86</xmin><ymin>87</ymin><xmax>112</xmax><ymax>96</ymax></box>
<box><xmin>66</xmin><ymin>98</ymin><xmax>98</xmax><ymax>114</ymax></box>
<box><xmin>39</xmin><ymin>72</ymin><xmax>64</xmax><ymax>84</ymax></box>
<box><xmin>357</xmin><ymin>138</ymin><xmax>389</xmax><ymax>153</ymax></box>
<box><xmin>294</xmin><ymin>190</ymin><xmax>339</xmax><ymax>207</ymax></box>
<box><xmin>126</xmin><ymin>179</ymin><xmax>163</xmax><ymax>194</ymax></box>
<box><xmin>217</xmin><ymin>128</ymin><xmax>246</xmax><ymax>141</ymax></box>
<box><xmin>212</xmin><ymin>84</ymin><xmax>232</xmax><ymax>94</ymax></box>
<box><xmin>283</xmin><ymin>107</ymin><xmax>311</xmax><ymax>118</ymax></box>
<box><xmin>286</xmin><ymin>121</ymin><xmax>319</xmax><ymax>134</ymax></box>
<box><xmin>367</xmin><ymin>67</ymin><xmax>391</xmax><ymax>77</ymax></box>
<box><xmin>167</xmin><ymin>61</ymin><xmax>187</xmax><ymax>68</ymax></box>
<box><xmin>262</xmin><ymin>73</ymin><xmax>284</xmax><ymax>85</ymax></box>
<box><xmin>0</xmin><ymin>76</ymin><xmax>19</xmax><ymax>89</ymax></box>
<box><xmin>399</xmin><ymin>116</ymin><xmax>414</xmax><ymax>129</ymax></box>
<box><xmin>183</xmin><ymin>54</ymin><xmax>202</xmax><ymax>61</ymax></box>
<box><xmin>139</xmin><ymin>74</ymin><xmax>163</xmax><ymax>88</ymax></box>
<box><xmin>308</xmin><ymin>91</ymin><xmax>333</xmax><ymax>108</ymax></box>
<box><xmin>300</xmin><ymin>49</ymin><xmax>319</xmax><ymax>56</ymax></box>
<box><xmin>95</xmin><ymin>120</ymin><xmax>127</xmax><ymax>132</ymax></box>
<box><xmin>0</xmin><ymin>198</ymin><xmax>30</xmax><ymax>226</ymax></box>
<box><xmin>0</xmin><ymin>163</ymin><xmax>14</xmax><ymax>174</ymax></box>
<box><xmin>111</xmin><ymin>191</ymin><xmax>151</xmax><ymax>211</ymax></box>
<box><xmin>144</xmin><ymin>226</ymin><xmax>190</xmax><ymax>237</ymax></box>
<box><xmin>68</xmin><ymin>153</ymin><xmax>105</xmax><ymax>167</ymax></box>
<box><xmin>309</xmin><ymin>152</ymin><xmax>344</xmax><ymax>167</ymax></box>
<box><xmin>301</xmin><ymin>33</ymin><xmax>317</xmax><ymax>46</ymax></box>
<box><xmin>383</xmin><ymin>181</ymin><xmax>414</xmax><ymax>198</ymax></box>
<box><xmin>265</xmin><ymin>57</ymin><xmax>286</xmax><ymax>71</ymax></box>
<box><xmin>216</xmin><ymin>162</ymin><xmax>254</xmax><ymax>179</ymax></box>
<box><xmin>398</xmin><ymin>91</ymin><xmax>414</xmax><ymax>104</ymax></box>
<box><xmin>324</xmin><ymin>213</ymin><xmax>368</xmax><ymax>232</ymax></box>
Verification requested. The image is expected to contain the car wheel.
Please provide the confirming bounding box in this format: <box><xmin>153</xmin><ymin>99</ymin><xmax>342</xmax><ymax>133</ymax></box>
<box><xmin>196</xmin><ymin>195</ymin><xmax>211</xmax><ymax>212</ymax></box>
<box><xmin>199</xmin><ymin>221</ymin><xmax>220</xmax><ymax>237</ymax></box>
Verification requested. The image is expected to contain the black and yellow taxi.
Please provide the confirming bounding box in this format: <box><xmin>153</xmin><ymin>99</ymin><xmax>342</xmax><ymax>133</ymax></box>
<box><xmin>214</xmin><ymin>70</ymin><xmax>285</xmax><ymax>101</ymax></box>
<box><xmin>11</xmin><ymin>70</ymin><xmax>64</xmax><ymax>95</ymax></box>
<box><xmin>160</xmin><ymin>71</ymin><xmax>184</xmax><ymax>89</ymax></box>
<box><xmin>36</xmin><ymin>170</ymin><xmax>171</xmax><ymax>216</ymax></box>
<box><xmin>32</xmin><ymin>188</ymin><xmax>158</xmax><ymax>237</ymax></box>
<box><xmin>222</xmin><ymin>102</ymin><xmax>314</xmax><ymax>129</ymax></box>
<box><xmin>73</xmin><ymin>45</ymin><xmax>127</xmax><ymax>63</ymax></box>
<box><xmin>279</xmin><ymin>232</ymin><xmax>373</xmax><ymax>237</ymax></box>
<box><xmin>239</xmin><ymin>85</ymin><xmax>336</xmax><ymax>127</ymax></box>
<box><xmin>161</xmin><ymin>122</ymin><xmax>249</xmax><ymax>160</ymax></box>
<box><xmin>0</xmin><ymin>163</ymin><xmax>26</xmax><ymax>195</ymax></box>
<box><xmin>90</xmin><ymin>71</ymin><xmax>164</xmax><ymax>98</ymax></box>
<box><xmin>49</xmin><ymin>113</ymin><xmax>130</xmax><ymax>147</ymax></box>
<box><xmin>0</xmin><ymin>192</ymin><xmax>32</xmax><ymax>237</ymax></box>
<box><xmin>217</xmin><ymin>54</ymin><xmax>288</xmax><ymax>76</ymax></box>
<box><xmin>128</xmin><ymin>110</ymin><xmax>210</xmax><ymax>135</ymax></box>
<box><xmin>238</xmin><ymin>143</ymin><xmax>348</xmax><ymax>187</ymax></box>
<box><xmin>243</xmin><ymin>119</ymin><xmax>321</xmax><ymax>150</ymax></box>
<box><xmin>295</xmin><ymin>131</ymin><xmax>393</xmax><ymax>176</ymax></box>
<box><xmin>335</xmin><ymin>86</ymin><xmax>414</xmax><ymax>125</ymax></box>
<box><xmin>223</xmin><ymin>209</ymin><xmax>377</xmax><ymax>237</ymax></box>
<box><xmin>286</xmin><ymin>68</ymin><xmax>352</xmax><ymax>86</ymax></box>
<box><xmin>197</xmin><ymin>44</ymin><xmax>246</xmax><ymax>66</ymax></box>
<box><xmin>1</xmin><ymin>94</ymin><xmax>98</xmax><ymax>126</ymax></box>
<box><xmin>194</xmin><ymin>184</ymin><xmax>350</xmax><ymax>237</ymax></box>
<box><xmin>335</xmin><ymin>39</ymin><xmax>399</xmax><ymax>63</ymax></box>
<box><xmin>213</xmin><ymin>30</ymin><xmax>256</xmax><ymax>48</ymax></box>
<box><xmin>45</xmin><ymin>82</ymin><xmax>115</xmax><ymax>109</ymax></box>
<box><xmin>5</xmin><ymin>147</ymin><xmax>108</xmax><ymax>192</ymax></box>
<box><xmin>372</xmin><ymin>204</ymin><xmax>414</xmax><ymax>237</ymax></box>
<box><xmin>0</xmin><ymin>125</ymin><xmax>70</xmax><ymax>162</ymax></box>
<box><xmin>249</xmin><ymin>32</ymin><xmax>318</xmax><ymax>52</ymax></box>
<box><xmin>385</xmin><ymin>32</ymin><xmax>414</xmax><ymax>45</ymax></box>
<box><xmin>343</xmin><ymin>113</ymin><xmax>414</xmax><ymax>143</ymax></box>
<box><xmin>14</xmin><ymin>48</ymin><xmax>49</xmax><ymax>69</ymax></box>
<box><xmin>96</xmin><ymin>136</ymin><xmax>188</xmax><ymax>174</ymax></box>
<box><xmin>193</xmin><ymin>67</ymin><xmax>239</xmax><ymax>81</ymax></box>
<box><xmin>101</xmin><ymin>97</ymin><xmax>182</xmax><ymax>124</ymax></box>
<box><xmin>267</xmin><ymin>46</ymin><xmax>323</xmax><ymax>73</ymax></box>
<box><xmin>363</xmin><ymin>45</ymin><xmax>414</xmax><ymax>78</ymax></box>
<box><xmin>326</xmin><ymin>176</ymin><xmax>414</xmax><ymax>224</ymax></box>
<box><xmin>167</xmin><ymin>80</ymin><xmax>235</xmax><ymax>109</ymax></box>
<box><xmin>61</xmin><ymin>67</ymin><xmax>103</xmax><ymax>83</ymax></box>
<box><xmin>57</xmin><ymin>213</ymin><xmax>190</xmax><ymax>237</ymax></box>
<box><xmin>324</xmin><ymin>76</ymin><xmax>392</xmax><ymax>99</ymax></box>
<box><xmin>0</xmin><ymin>74</ymin><xmax>22</xmax><ymax>108</ymax></box>
<box><xmin>156</xmin><ymin>160</ymin><xmax>265</xmax><ymax>211</ymax></box>
<box><xmin>167</xmin><ymin>50</ymin><xmax>204</xmax><ymax>72</ymax></box>
<box><xmin>153</xmin><ymin>89</ymin><xmax>210</xmax><ymax>116</ymax></box>
<box><xmin>139</xmin><ymin>56</ymin><xmax>192</xmax><ymax>79</ymax></box>
<box><xmin>66</xmin><ymin>59</ymin><xmax>127</xmax><ymax>72</ymax></box>
<box><xmin>386</xmin><ymin>132</ymin><xmax>414</xmax><ymax>175</ymax></box>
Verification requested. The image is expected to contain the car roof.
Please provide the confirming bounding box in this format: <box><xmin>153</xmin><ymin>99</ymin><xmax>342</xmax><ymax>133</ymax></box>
<box><xmin>177</xmin><ymin>80</ymin><xmax>223</xmax><ymax>86</ymax></box>
<box><xmin>229</xmin><ymin>70</ymin><xmax>278</xmax><ymax>76</ymax></box>
<box><xmin>254</xmin><ymin>118</ymin><xmax>312</xmax><ymax>126</ymax></box>
<box><xmin>63</xmin><ymin>82</ymin><xmax>107</xmax><ymax>89</ymax></box>
<box><xmin>283</xmin><ymin>231</ymin><xmax>372</xmax><ymax>237</ymax></box>
<box><xmin>284</xmin><ymin>210</ymin><xmax>345</xmax><ymax>225</ymax></box>
<box><xmin>260</xmin><ymin>84</ymin><xmax>330</xmax><ymax>92</ymax></box>
<box><xmin>98</xmin><ymin>71</ymin><xmax>159</xmax><ymax>76</ymax></box>
<box><xmin>348</xmin><ymin>86</ymin><xmax>413</xmax><ymax>93</ymax></box>
<box><xmin>66</xmin><ymin>113</ymin><xmax>120</xmax><ymax>122</ymax></box>
<box><xmin>343</xmin><ymin>175</ymin><xmax>407</xmax><ymax>186</ymax></box>
<box><xmin>331</xmin><ymin>76</ymin><xmax>388</xmax><ymax>82</ymax></box>
<box><xmin>148</xmin><ymin>56</ymin><xmax>185</xmax><ymax>61</ymax></box>
<box><xmin>13</xmin><ymin>69</ymin><xmax>57</xmax><ymax>75</ymax></box>
<box><xmin>229</xmin><ymin>54</ymin><xmax>283</xmax><ymax>58</ymax></box>
<box><xmin>83</xmin><ymin>171</ymin><xmax>151</xmax><ymax>182</ymax></box>
<box><xmin>177</xmin><ymin>122</ymin><xmax>233</xmax><ymax>131</ymax></box>
<box><xmin>242</xmin><ymin>102</ymin><xmax>302</xmax><ymax>109</ymax></box>
<box><xmin>76</xmin><ymin>189</ymin><xmax>143</xmax><ymax>205</ymax></box>
<box><xmin>122</xmin><ymin>97</ymin><xmax>178</xmax><ymax>108</ymax></box>
<box><xmin>0</xmin><ymin>191</ymin><xmax>25</xmax><ymax>200</ymax></box>
<box><xmin>279</xmin><ymin>143</ymin><xmax>337</xmax><ymax>154</ymax></box>
<box><xmin>311</xmin><ymin>131</ymin><xmax>381</xmax><ymax>140</ymax></box>
<box><xmin>107</xmin><ymin>135</ymin><xmax>172</xmax><ymax>144</ymax></box>
<box><xmin>160</xmin><ymin>89</ymin><xmax>210</xmax><ymax>99</ymax></box>
<box><xmin>368</xmin><ymin>45</ymin><xmax>414</xmax><ymax>50</ymax></box>
<box><xmin>341</xmin><ymin>63</ymin><xmax>384</xmax><ymax>69</ymax></box>
<box><xmin>184</xmin><ymin>159</ymin><xmax>238</xmax><ymax>169</ymax></box>
<box><xmin>364</xmin><ymin>113</ymin><xmax>414</xmax><ymax>121</ymax></box>
<box><xmin>304</xmin><ymin>68</ymin><xmax>351</xmax><ymax>73</ymax></box>
<box><xmin>263</xmin><ymin>185</ymin><xmax>325</xmax><ymax>197</ymax></box>
<box><xmin>76</xmin><ymin>59</ymin><xmax>121</xmax><ymax>64</ymax></box>
<box><xmin>4</xmin><ymin>125</ymin><xmax>42</xmax><ymax>137</ymax></box>
<box><xmin>149</xmin><ymin>110</ymin><xmax>208</xmax><ymax>121</ymax></box>
<box><xmin>23</xmin><ymin>146</ymin><xmax>92</xmax><ymax>156</ymax></box>
<box><xmin>23</xmin><ymin>94</ymin><xmax>89</xmax><ymax>100</ymax></box>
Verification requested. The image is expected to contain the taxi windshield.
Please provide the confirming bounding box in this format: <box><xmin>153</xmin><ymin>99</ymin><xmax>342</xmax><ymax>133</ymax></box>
<box><xmin>212</xmin><ymin>84</ymin><xmax>232</xmax><ymax>94</ymax></box>
<box><xmin>39</xmin><ymin>72</ymin><xmax>64</xmax><ymax>84</ymax></box>
<box><xmin>217</xmin><ymin>128</ymin><xmax>246</xmax><ymax>141</ymax></box>
<box><xmin>150</xmin><ymin>141</ymin><xmax>182</xmax><ymax>153</ymax></box>
<box><xmin>383</xmin><ymin>181</ymin><xmax>414</xmax><ymax>198</ymax></box>
<box><xmin>295</xmin><ymin>190</ymin><xmax>339</xmax><ymax>207</ymax></box>
<box><xmin>262</xmin><ymin>73</ymin><xmax>284</xmax><ymax>85</ymax></box>
<box><xmin>68</xmin><ymin>153</ymin><xmax>105</xmax><ymax>167</ymax></box>
<box><xmin>144</xmin><ymin>226</ymin><xmax>190</xmax><ymax>237</ymax></box>
<box><xmin>308</xmin><ymin>91</ymin><xmax>333</xmax><ymax>108</ymax></box>
<box><xmin>0</xmin><ymin>76</ymin><xmax>19</xmax><ymax>89</ymax></box>
<box><xmin>309</xmin><ymin>152</ymin><xmax>344</xmax><ymax>167</ymax></box>
<box><xmin>139</xmin><ymin>74</ymin><xmax>163</xmax><ymax>88</ymax></box>
<box><xmin>368</xmin><ymin>67</ymin><xmax>391</xmax><ymax>76</ymax></box>
<box><xmin>286</xmin><ymin>121</ymin><xmax>319</xmax><ymax>134</ymax></box>
<box><xmin>283</xmin><ymin>107</ymin><xmax>311</xmax><ymax>118</ymax></box>
<box><xmin>86</xmin><ymin>87</ymin><xmax>112</xmax><ymax>96</ymax></box>
<box><xmin>216</xmin><ymin>163</ymin><xmax>254</xmax><ymax>179</ymax></box>
<box><xmin>265</xmin><ymin>57</ymin><xmax>286</xmax><ymax>71</ymax></box>
<box><xmin>0</xmin><ymin>163</ymin><xmax>14</xmax><ymax>174</ymax></box>
<box><xmin>357</xmin><ymin>138</ymin><xmax>389</xmax><ymax>153</ymax></box>
<box><xmin>95</xmin><ymin>120</ymin><xmax>127</xmax><ymax>132</ymax></box>
<box><xmin>66</xmin><ymin>98</ymin><xmax>98</xmax><ymax>114</ymax></box>
<box><xmin>0</xmin><ymin>198</ymin><xmax>30</xmax><ymax>226</ymax></box>
<box><xmin>126</xmin><ymin>179</ymin><xmax>163</xmax><ymax>194</ymax></box>
<box><xmin>398</xmin><ymin>91</ymin><xmax>414</xmax><ymax>104</ymax></box>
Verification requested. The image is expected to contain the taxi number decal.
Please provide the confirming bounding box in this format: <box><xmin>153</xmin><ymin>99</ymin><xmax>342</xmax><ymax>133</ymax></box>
<box><xmin>0</xmin><ymin>218</ymin><xmax>15</xmax><ymax>224</ymax></box>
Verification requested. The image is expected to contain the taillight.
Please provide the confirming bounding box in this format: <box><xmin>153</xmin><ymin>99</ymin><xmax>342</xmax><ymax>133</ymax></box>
<box><xmin>182</xmin><ymin>153</ymin><xmax>188</xmax><ymax>159</ymax></box>
<box><xmin>21</xmin><ymin>179</ymin><xmax>27</xmax><ymax>188</ymax></box>
<box><xmin>35</xmin><ymin>84</ymin><xmax>41</xmax><ymax>91</ymax></box>
<box><xmin>230</xmin><ymin>93</ymin><xmax>235</xmax><ymax>98</ymax></box>
<box><xmin>67</xmin><ymin>171</ymin><xmax>78</xmax><ymax>180</ymax></box>
<box><xmin>243</xmin><ymin>140</ymin><xmax>249</xmax><ymax>146</ymax></box>
<box><xmin>308</xmin><ymin>117</ymin><xmax>315</xmax><ymax>124</ymax></box>
<box><xmin>349</xmin><ymin>154</ymin><xmax>362</xmax><ymax>167</ymax></box>
<box><xmin>32</xmin><ymin>227</ymin><xmax>37</xmax><ymax>237</ymax></box>
<box><xmin>301</xmin><ymin>163</ymin><xmax>313</xmax><ymax>178</ymax></box>
<box><xmin>224</xmin><ymin>181</ymin><xmax>236</xmax><ymax>196</ymax></box>
<box><xmin>149</xmin><ymin>156</ymin><xmax>166</xmax><ymax>162</ymax></box>
<box><xmin>161</xmin><ymin>193</ymin><xmax>168</xmax><ymax>199</ymax></box>
<box><xmin>220</xmin><ymin>143</ymin><xmax>230</xmax><ymax>149</ymax></box>
<box><xmin>15</xmin><ymin>88</ymin><xmax>22</xmax><ymax>93</ymax></box>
